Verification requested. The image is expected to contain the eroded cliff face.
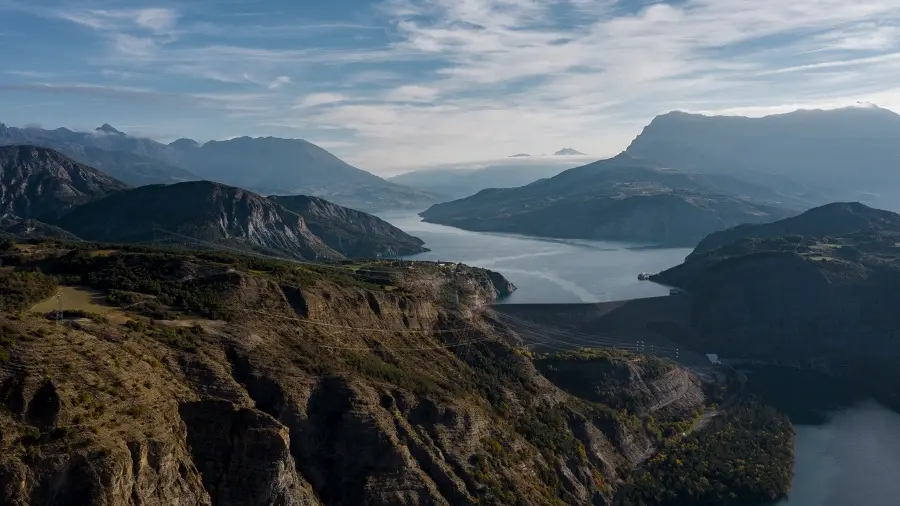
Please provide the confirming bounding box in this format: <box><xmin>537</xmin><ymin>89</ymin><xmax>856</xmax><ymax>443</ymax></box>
<box><xmin>0</xmin><ymin>246</ymin><xmax>693</xmax><ymax>506</ymax></box>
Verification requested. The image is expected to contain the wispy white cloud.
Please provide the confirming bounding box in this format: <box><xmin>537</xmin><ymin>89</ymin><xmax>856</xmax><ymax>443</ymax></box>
<box><xmin>295</xmin><ymin>92</ymin><xmax>349</xmax><ymax>108</ymax></box>
<box><xmin>5</xmin><ymin>0</ymin><xmax>900</xmax><ymax>173</ymax></box>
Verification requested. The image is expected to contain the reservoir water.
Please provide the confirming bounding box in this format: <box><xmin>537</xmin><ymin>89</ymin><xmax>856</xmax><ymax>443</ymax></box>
<box><xmin>379</xmin><ymin>211</ymin><xmax>691</xmax><ymax>304</ymax></box>
<box><xmin>382</xmin><ymin>211</ymin><xmax>900</xmax><ymax>506</ymax></box>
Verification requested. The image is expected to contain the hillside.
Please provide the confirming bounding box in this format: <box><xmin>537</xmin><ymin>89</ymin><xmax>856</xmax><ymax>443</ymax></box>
<box><xmin>269</xmin><ymin>195</ymin><xmax>428</xmax><ymax>258</ymax></box>
<box><xmin>0</xmin><ymin>124</ymin><xmax>198</xmax><ymax>186</ymax></box>
<box><xmin>0</xmin><ymin>240</ymin><xmax>719</xmax><ymax>505</ymax></box>
<box><xmin>420</xmin><ymin>154</ymin><xmax>795</xmax><ymax>246</ymax></box>
<box><xmin>653</xmin><ymin>202</ymin><xmax>900</xmax><ymax>409</ymax></box>
<box><xmin>55</xmin><ymin>181</ymin><xmax>342</xmax><ymax>261</ymax></box>
<box><xmin>691</xmin><ymin>202</ymin><xmax>900</xmax><ymax>256</ymax></box>
<box><xmin>625</xmin><ymin>106</ymin><xmax>900</xmax><ymax>211</ymax></box>
<box><xmin>389</xmin><ymin>161</ymin><xmax>578</xmax><ymax>200</ymax></box>
<box><xmin>0</xmin><ymin>145</ymin><xmax>129</xmax><ymax>220</ymax></box>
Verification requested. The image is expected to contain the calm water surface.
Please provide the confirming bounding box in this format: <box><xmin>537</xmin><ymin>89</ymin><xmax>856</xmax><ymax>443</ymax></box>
<box><xmin>379</xmin><ymin>211</ymin><xmax>690</xmax><ymax>304</ymax></box>
<box><xmin>382</xmin><ymin>211</ymin><xmax>900</xmax><ymax>506</ymax></box>
<box><xmin>765</xmin><ymin>402</ymin><xmax>900</xmax><ymax>506</ymax></box>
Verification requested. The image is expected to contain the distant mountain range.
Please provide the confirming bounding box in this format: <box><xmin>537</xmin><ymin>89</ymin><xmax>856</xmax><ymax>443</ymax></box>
<box><xmin>0</xmin><ymin>122</ymin><xmax>436</xmax><ymax>212</ymax></box>
<box><xmin>389</xmin><ymin>161</ymin><xmax>579</xmax><ymax>200</ymax></box>
<box><xmin>554</xmin><ymin>148</ymin><xmax>586</xmax><ymax>156</ymax></box>
<box><xmin>420</xmin><ymin>153</ymin><xmax>795</xmax><ymax>246</ymax></box>
<box><xmin>625</xmin><ymin>105</ymin><xmax>900</xmax><ymax>212</ymax></box>
<box><xmin>0</xmin><ymin>145</ymin><xmax>427</xmax><ymax>260</ymax></box>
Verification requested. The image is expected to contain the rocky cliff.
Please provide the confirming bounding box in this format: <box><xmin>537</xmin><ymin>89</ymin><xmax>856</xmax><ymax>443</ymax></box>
<box><xmin>0</xmin><ymin>240</ymin><xmax>710</xmax><ymax>506</ymax></box>
<box><xmin>0</xmin><ymin>145</ymin><xmax>129</xmax><ymax>220</ymax></box>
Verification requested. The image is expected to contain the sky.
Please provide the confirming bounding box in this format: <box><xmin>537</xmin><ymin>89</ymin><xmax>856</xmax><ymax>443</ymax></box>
<box><xmin>2</xmin><ymin>0</ymin><xmax>900</xmax><ymax>174</ymax></box>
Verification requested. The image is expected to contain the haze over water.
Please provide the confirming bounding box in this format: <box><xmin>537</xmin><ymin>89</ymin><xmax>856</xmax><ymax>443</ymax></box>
<box><xmin>384</xmin><ymin>211</ymin><xmax>900</xmax><ymax>506</ymax></box>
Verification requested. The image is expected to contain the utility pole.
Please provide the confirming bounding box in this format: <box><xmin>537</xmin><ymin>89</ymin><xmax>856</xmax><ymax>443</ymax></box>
<box><xmin>55</xmin><ymin>292</ymin><xmax>62</xmax><ymax>325</ymax></box>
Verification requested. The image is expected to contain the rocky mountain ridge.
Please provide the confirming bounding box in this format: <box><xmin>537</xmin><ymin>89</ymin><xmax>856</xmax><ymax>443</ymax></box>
<box><xmin>0</xmin><ymin>240</ymin><xmax>728</xmax><ymax>506</ymax></box>
<box><xmin>270</xmin><ymin>195</ymin><xmax>428</xmax><ymax>258</ymax></box>
<box><xmin>0</xmin><ymin>122</ymin><xmax>436</xmax><ymax>212</ymax></box>
<box><xmin>0</xmin><ymin>146</ymin><xmax>428</xmax><ymax>261</ymax></box>
<box><xmin>0</xmin><ymin>145</ymin><xmax>129</xmax><ymax>220</ymax></box>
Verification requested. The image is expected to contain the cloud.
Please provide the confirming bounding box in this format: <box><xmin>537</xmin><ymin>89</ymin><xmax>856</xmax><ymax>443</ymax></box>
<box><xmin>295</xmin><ymin>92</ymin><xmax>349</xmax><ymax>108</ymax></box>
<box><xmin>384</xmin><ymin>85</ymin><xmax>439</xmax><ymax>102</ymax></box>
<box><xmin>5</xmin><ymin>0</ymin><xmax>900</xmax><ymax>172</ymax></box>
<box><xmin>267</xmin><ymin>76</ymin><xmax>292</xmax><ymax>90</ymax></box>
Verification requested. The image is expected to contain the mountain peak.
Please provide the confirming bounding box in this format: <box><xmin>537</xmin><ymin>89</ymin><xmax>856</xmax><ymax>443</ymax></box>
<box><xmin>169</xmin><ymin>138</ymin><xmax>200</xmax><ymax>149</ymax></box>
<box><xmin>96</xmin><ymin>123</ymin><xmax>124</xmax><ymax>135</ymax></box>
<box><xmin>554</xmin><ymin>148</ymin><xmax>586</xmax><ymax>156</ymax></box>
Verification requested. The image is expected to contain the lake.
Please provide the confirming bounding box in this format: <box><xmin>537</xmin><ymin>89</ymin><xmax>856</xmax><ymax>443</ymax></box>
<box><xmin>379</xmin><ymin>211</ymin><xmax>692</xmax><ymax>304</ymax></box>
<box><xmin>769</xmin><ymin>402</ymin><xmax>900</xmax><ymax>506</ymax></box>
<box><xmin>382</xmin><ymin>211</ymin><xmax>900</xmax><ymax>506</ymax></box>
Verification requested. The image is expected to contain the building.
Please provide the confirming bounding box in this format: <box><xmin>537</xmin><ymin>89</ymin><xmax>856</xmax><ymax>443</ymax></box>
<box><xmin>705</xmin><ymin>353</ymin><xmax>721</xmax><ymax>365</ymax></box>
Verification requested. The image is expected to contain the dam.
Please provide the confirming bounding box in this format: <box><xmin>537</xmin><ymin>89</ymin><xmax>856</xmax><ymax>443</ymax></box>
<box><xmin>490</xmin><ymin>294</ymin><xmax>717</xmax><ymax>373</ymax></box>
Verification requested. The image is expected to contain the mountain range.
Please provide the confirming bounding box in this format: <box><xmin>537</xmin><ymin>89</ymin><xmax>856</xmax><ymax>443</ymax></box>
<box><xmin>625</xmin><ymin>105</ymin><xmax>900</xmax><ymax>211</ymax></box>
<box><xmin>0</xmin><ymin>122</ymin><xmax>436</xmax><ymax>212</ymax></box>
<box><xmin>0</xmin><ymin>145</ymin><xmax>427</xmax><ymax>260</ymax></box>
<box><xmin>420</xmin><ymin>153</ymin><xmax>796</xmax><ymax>246</ymax></box>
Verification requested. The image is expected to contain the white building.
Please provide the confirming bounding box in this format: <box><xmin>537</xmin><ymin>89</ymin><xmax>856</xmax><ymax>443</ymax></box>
<box><xmin>706</xmin><ymin>353</ymin><xmax>721</xmax><ymax>365</ymax></box>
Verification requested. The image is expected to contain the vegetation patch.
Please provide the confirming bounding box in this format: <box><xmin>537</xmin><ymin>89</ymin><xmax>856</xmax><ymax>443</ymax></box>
<box><xmin>616</xmin><ymin>399</ymin><xmax>793</xmax><ymax>506</ymax></box>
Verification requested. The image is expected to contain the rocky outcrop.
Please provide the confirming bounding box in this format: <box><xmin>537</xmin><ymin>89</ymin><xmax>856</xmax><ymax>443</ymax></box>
<box><xmin>55</xmin><ymin>181</ymin><xmax>342</xmax><ymax>261</ymax></box>
<box><xmin>0</xmin><ymin>145</ymin><xmax>129</xmax><ymax>220</ymax></box>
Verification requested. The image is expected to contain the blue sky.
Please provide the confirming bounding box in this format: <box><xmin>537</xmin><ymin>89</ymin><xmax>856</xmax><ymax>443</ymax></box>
<box><xmin>2</xmin><ymin>0</ymin><xmax>900</xmax><ymax>174</ymax></box>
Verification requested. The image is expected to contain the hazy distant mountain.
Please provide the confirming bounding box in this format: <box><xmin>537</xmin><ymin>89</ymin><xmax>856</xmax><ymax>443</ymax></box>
<box><xmin>57</xmin><ymin>181</ymin><xmax>343</xmax><ymax>261</ymax></box>
<box><xmin>389</xmin><ymin>162</ymin><xmax>579</xmax><ymax>200</ymax></box>
<box><xmin>269</xmin><ymin>195</ymin><xmax>428</xmax><ymax>257</ymax></box>
<box><xmin>0</xmin><ymin>122</ymin><xmax>199</xmax><ymax>186</ymax></box>
<box><xmin>420</xmin><ymin>153</ymin><xmax>794</xmax><ymax>246</ymax></box>
<box><xmin>509</xmin><ymin>153</ymin><xmax>531</xmax><ymax>158</ymax></box>
<box><xmin>165</xmin><ymin>136</ymin><xmax>437</xmax><ymax>212</ymax></box>
<box><xmin>0</xmin><ymin>145</ymin><xmax>129</xmax><ymax>220</ymax></box>
<box><xmin>554</xmin><ymin>148</ymin><xmax>586</xmax><ymax>156</ymax></box>
<box><xmin>0</xmin><ymin>121</ymin><xmax>437</xmax><ymax>212</ymax></box>
<box><xmin>625</xmin><ymin>105</ymin><xmax>900</xmax><ymax>210</ymax></box>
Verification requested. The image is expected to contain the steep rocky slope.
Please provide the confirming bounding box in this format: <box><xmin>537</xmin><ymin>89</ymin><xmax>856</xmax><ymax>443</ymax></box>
<box><xmin>0</xmin><ymin>240</ymin><xmax>729</xmax><ymax>506</ymax></box>
<box><xmin>421</xmin><ymin>154</ymin><xmax>794</xmax><ymax>246</ymax></box>
<box><xmin>269</xmin><ymin>195</ymin><xmax>428</xmax><ymax>258</ymax></box>
<box><xmin>0</xmin><ymin>145</ymin><xmax>129</xmax><ymax>220</ymax></box>
<box><xmin>625</xmin><ymin>106</ymin><xmax>900</xmax><ymax>210</ymax></box>
<box><xmin>654</xmin><ymin>202</ymin><xmax>900</xmax><ymax>409</ymax></box>
<box><xmin>55</xmin><ymin>181</ymin><xmax>342</xmax><ymax>261</ymax></box>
